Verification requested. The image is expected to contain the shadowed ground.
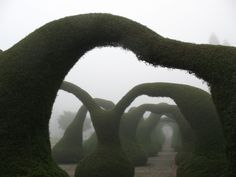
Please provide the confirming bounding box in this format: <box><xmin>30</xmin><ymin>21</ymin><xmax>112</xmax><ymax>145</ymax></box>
<box><xmin>60</xmin><ymin>138</ymin><xmax>177</xmax><ymax>177</ymax></box>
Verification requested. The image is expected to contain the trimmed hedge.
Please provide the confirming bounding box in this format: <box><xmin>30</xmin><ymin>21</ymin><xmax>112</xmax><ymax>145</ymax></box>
<box><xmin>0</xmin><ymin>13</ymin><xmax>235</xmax><ymax>176</ymax></box>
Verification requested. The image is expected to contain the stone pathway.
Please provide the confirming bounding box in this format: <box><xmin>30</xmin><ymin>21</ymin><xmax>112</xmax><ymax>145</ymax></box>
<box><xmin>134</xmin><ymin>151</ymin><xmax>177</xmax><ymax>177</ymax></box>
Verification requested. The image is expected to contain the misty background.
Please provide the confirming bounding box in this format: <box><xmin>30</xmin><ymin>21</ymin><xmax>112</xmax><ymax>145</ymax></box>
<box><xmin>1</xmin><ymin>0</ymin><xmax>235</xmax><ymax>141</ymax></box>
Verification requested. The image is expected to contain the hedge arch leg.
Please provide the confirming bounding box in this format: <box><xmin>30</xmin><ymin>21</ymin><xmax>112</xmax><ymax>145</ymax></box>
<box><xmin>75</xmin><ymin>111</ymin><xmax>134</xmax><ymax>177</ymax></box>
<box><xmin>211</xmin><ymin>84</ymin><xmax>236</xmax><ymax>177</ymax></box>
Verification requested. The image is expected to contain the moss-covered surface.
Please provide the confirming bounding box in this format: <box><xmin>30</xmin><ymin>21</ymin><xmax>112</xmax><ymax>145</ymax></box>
<box><xmin>0</xmin><ymin>13</ymin><xmax>235</xmax><ymax>176</ymax></box>
<box><xmin>52</xmin><ymin>98</ymin><xmax>114</xmax><ymax>164</ymax></box>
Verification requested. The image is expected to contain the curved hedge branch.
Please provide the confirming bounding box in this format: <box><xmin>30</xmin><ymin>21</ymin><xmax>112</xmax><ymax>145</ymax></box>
<box><xmin>52</xmin><ymin>98</ymin><xmax>115</xmax><ymax>164</ymax></box>
<box><xmin>121</xmin><ymin>104</ymin><xmax>166</xmax><ymax>139</ymax></box>
<box><xmin>61</xmin><ymin>81</ymin><xmax>101</xmax><ymax>113</ymax></box>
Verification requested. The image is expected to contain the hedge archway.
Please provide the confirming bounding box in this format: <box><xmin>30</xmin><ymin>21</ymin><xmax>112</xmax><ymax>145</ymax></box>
<box><xmin>118</xmin><ymin>83</ymin><xmax>227</xmax><ymax>177</ymax></box>
<box><xmin>136</xmin><ymin>103</ymin><xmax>194</xmax><ymax>156</ymax></box>
<box><xmin>59</xmin><ymin>81</ymin><xmax>226</xmax><ymax>177</ymax></box>
<box><xmin>0</xmin><ymin>13</ymin><xmax>235</xmax><ymax>177</ymax></box>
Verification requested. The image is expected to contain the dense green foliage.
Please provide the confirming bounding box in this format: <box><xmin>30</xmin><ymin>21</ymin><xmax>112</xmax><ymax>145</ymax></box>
<box><xmin>0</xmin><ymin>13</ymin><xmax>235</xmax><ymax>177</ymax></box>
<box><xmin>52</xmin><ymin>98</ymin><xmax>114</xmax><ymax>164</ymax></box>
<box><xmin>177</xmin><ymin>153</ymin><xmax>228</xmax><ymax>177</ymax></box>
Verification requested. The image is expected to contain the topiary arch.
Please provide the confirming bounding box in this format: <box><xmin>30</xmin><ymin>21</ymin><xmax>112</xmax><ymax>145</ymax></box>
<box><xmin>0</xmin><ymin>13</ymin><xmax>235</xmax><ymax>177</ymax></box>
<box><xmin>136</xmin><ymin>103</ymin><xmax>194</xmax><ymax>156</ymax></box>
<box><xmin>61</xmin><ymin>81</ymin><xmax>226</xmax><ymax>177</ymax></box>
<box><xmin>75</xmin><ymin>81</ymin><xmax>227</xmax><ymax>177</ymax></box>
<box><xmin>120</xmin><ymin>103</ymin><xmax>179</xmax><ymax>166</ymax></box>
<box><xmin>120</xmin><ymin>83</ymin><xmax>227</xmax><ymax>177</ymax></box>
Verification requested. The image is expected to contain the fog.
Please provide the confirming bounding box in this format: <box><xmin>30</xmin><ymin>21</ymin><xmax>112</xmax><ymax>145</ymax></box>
<box><xmin>1</xmin><ymin>0</ymin><xmax>235</xmax><ymax>138</ymax></box>
<box><xmin>162</xmin><ymin>125</ymin><xmax>174</xmax><ymax>139</ymax></box>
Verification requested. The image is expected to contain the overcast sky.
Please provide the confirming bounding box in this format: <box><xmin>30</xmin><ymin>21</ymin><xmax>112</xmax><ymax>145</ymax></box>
<box><xmin>1</xmin><ymin>0</ymin><xmax>235</xmax><ymax>136</ymax></box>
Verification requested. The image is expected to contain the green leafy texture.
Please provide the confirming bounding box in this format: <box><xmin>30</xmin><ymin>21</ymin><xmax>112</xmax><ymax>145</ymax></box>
<box><xmin>0</xmin><ymin>13</ymin><xmax>235</xmax><ymax>176</ymax></box>
<box><xmin>52</xmin><ymin>98</ymin><xmax>115</xmax><ymax>164</ymax></box>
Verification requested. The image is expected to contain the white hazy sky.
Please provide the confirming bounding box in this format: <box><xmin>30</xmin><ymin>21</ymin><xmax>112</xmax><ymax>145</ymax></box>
<box><xmin>1</xmin><ymin>0</ymin><xmax>235</xmax><ymax>136</ymax></box>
